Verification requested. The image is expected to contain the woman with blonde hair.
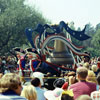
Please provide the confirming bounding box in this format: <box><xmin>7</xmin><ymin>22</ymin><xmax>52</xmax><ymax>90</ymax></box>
<box><xmin>86</xmin><ymin>70</ymin><xmax>97</xmax><ymax>83</ymax></box>
<box><xmin>91</xmin><ymin>64</ymin><xmax>98</xmax><ymax>76</ymax></box>
<box><xmin>21</xmin><ymin>85</ymin><xmax>37</xmax><ymax>100</ymax></box>
<box><xmin>83</xmin><ymin>62</ymin><xmax>90</xmax><ymax>70</ymax></box>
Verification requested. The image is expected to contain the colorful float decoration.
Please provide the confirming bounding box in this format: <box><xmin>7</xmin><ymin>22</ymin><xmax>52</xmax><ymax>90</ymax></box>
<box><xmin>25</xmin><ymin>21</ymin><xmax>90</xmax><ymax>76</ymax></box>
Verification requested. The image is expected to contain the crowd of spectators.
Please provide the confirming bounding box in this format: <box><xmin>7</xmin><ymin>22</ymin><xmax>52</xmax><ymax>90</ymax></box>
<box><xmin>0</xmin><ymin>55</ymin><xmax>17</xmax><ymax>73</ymax></box>
<box><xmin>0</xmin><ymin>55</ymin><xmax>100</xmax><ymax>100</ymax></box>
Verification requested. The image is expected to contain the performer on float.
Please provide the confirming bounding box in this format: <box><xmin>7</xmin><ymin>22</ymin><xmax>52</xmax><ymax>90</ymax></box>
<box><xmin>13</xmin><ymin>47</ymin><xmax>26</xmax><ymax>77</ymax></box>
<box><xmin>25</xmin><ymin>48</ymin><xmax>41</xmax><ymax>76</ymax></box>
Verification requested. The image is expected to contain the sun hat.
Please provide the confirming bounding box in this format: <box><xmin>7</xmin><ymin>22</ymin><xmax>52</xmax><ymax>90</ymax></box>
<box><xmin>44</xmin><ymin>88</ymin><xmax>63</xmax><ymax>100</ymax></box>
<box><xmin>62</xmin><ymin>90</ymin><xmax>74</xmax><ymax>97</ymax></box>
<box><xmin>31</xmin><ymin>72</ymin><xmax>44</xmax><ymax>86</ymax></box>
<box><xmin>62</xmin><ymin>82</ymin><xmax>68</xmax><ymax>90</ymax></box>
<box><xmin>53</xmin><ymin>78</ymin><xmax>66</xmax><ymax>88</ymax></box>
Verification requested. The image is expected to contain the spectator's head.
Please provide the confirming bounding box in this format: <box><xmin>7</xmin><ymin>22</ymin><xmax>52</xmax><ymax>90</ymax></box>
<box><xmin>67</xmin><ymin>71</ymin><xmax>78</xmax><ymax>85</ymax></box>
<box><xmin>61</xmin><ymin>94</ymin><xmax>73</xmax><ymax>100</ymax></box>
<box><xmin>86</xmin><ymin>70</ymin><xmax>97</xmax><ymax>83</ymax></box>
<box><xmin>91</xmin><ymin>65</ymin><xmax>98</xmax><ymax>72</ymax></box>
<box><xmin>21</xmin><ymin>85</ymin><xmax>37</xmax><ymax>100</ymax></box>
<box><xmin>31</xmin><ymin>72</ymin><xmax>44</xmax><ymax>86</ymax></box>
<box><xmin>76</xmin><ymin>67</ymin><xmax>88</xmax><ymax>81</ymax></box>
<box><xmin>61</xmin><ymin>90</ymin><xmax>74</xmax><ymax>100</ymax></box>
<box><xmin>0</xmin><ymin>73</ymin><xmax>22</xmax><ymax>95</ymax></box>
<box><xmin>83</xmin><ymin>62</ymin><xmax>90</xmax><ymax>69</ymax></box>
<box><xmin>67</xmin><ymin>72</ymin><xmax>76</xmax><ymax>77</ymax></box>
<box><xmin>31</xmin><ymin>77</ymin><xmax>41</xmax><ymax>87</ymax></box>
<box><xmin>76</xmin><ymin>95</ymin><xmax>92</xmax><ymax>100</ymax></box>
<box><xmin>53</xmin><ymin>78</ymin><xmax>66</xmax><ymax>88</ymax></box>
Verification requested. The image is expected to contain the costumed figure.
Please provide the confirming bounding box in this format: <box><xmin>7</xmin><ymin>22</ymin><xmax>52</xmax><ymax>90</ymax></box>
<box><xmin>25</xmin><ymin>48</ymin><xmax>41</xmax><ymax>76</ymax></box>
<box><xmin>13</xmin><ymin>47</ymin><xmax>26</xmax><ymax>77</ymax></box>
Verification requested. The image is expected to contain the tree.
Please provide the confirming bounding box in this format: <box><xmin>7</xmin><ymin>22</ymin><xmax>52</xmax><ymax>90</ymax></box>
<box><xmin>91</xmin><ymin>29</ymin><xmax>100</xmax><ymax>49</ymax></box>
<box><xmin>96</xmin><ymin>23</ymin><xmax>100</xmax><ymax>30</ymax></box>
<box><xmin>84</xmin><ymin>28</ymin><xmax>100</xmax><ymax>57</ymax></box>
<box><xmin>0</xmin><ymin>0</ymin><xmax>48</xmax><ymax>55</ymax></box>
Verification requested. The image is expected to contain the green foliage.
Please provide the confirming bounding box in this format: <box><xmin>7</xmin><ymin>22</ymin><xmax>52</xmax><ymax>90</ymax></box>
<box><xmin>91</xmin><ymin>29</ymin><xmax>100</xmax><ymax>48</ymax></box>
<box><xmin>85</xmin><ymin>47</ymin><xmax>100</xmax><ymax>57</ymax></box>
<box><xmin>0</xmin><ymin>0</ymin><xmax>100</xmax><ymax>57</ymax></box>
<box><xmin>0</xmin><ymin>0</ymin><xmax>48</xmax><ymax>55</ymax></box>
<box><xmin>83</xmin><ymin>27</ymin><xmax>100</xmax><ymax>57</ymax></box>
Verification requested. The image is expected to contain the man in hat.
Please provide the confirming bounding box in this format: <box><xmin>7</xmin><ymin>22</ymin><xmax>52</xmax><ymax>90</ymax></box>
<box><xmin>25</xmin><ymin>48</ymin><xmax>41</xmax><ymax>76</ymax></box>
<box><xmin>13</xmin><ymin>47</ymin><xmax>26</xmax><ymax>77</ymax></box>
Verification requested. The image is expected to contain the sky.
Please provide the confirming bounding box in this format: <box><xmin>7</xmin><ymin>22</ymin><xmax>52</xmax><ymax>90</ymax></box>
<box><xmin>26</xmin><ymin>0</ymin><xmax>100</xmax><ymax>28</ymax></box>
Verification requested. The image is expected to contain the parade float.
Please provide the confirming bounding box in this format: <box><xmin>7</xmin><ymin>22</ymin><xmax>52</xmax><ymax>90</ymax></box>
<box><xmin>25</xmin><ymin>21</ymin><xmax>90</xmax><ymax>76</ymax></box>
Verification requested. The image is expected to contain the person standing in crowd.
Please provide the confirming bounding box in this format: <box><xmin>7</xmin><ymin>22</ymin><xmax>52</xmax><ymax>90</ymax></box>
<box><xmin>97</xmin><ymin>57</ymin><xmax>100</xmax><ymax>73</ymax></box>
<box><xmin>69</xmin><ymin>67</ymin><xmax>96</xmax><ymax>100</ymax></box>
<box><xmin>86</xmin><ymin>70</ymin><xmax>97</xmax><ymax>84</ymax></box>
<box><xmin>61</xmin><ymin>90</ymin><xmax>74</xmax><ymax>100</ymax></box>
<box><xmin>91</xmin><ymin>73</ymin><xmax>100</xmax><ymax>100</ymax></box>
<box><xmin>21</xmin><ymin>85</ymin><xmax>37</xmax><ymax>100</ymax></box>
<box><xmin>91</xmin><ymin>64</ymin><xmax>98</xmax><ymax>76</ymax></box>
<box><xmin>31</xmin><ymin>72</ymin><xmax>44</xmax><ymax>87</ymax></box>
<box><xmin>0</xmin><ymin>73</ymin><xmax>27</xmax><ymax>100</ymax></box>
<box><xmin>25</xmin><ymin>48</ymin><xmax>41</xmax><ymax>76</ymax></box>
<box><xmin>67</xmin><ymin>71</ymin><xmax>78</xmax><ymax>86</ymax></box>
<box><xmin>31</xmin><ymin>77</ymin><xmax>46</xmax><ymax>100</ymax></box>
<box><xmin>83</xmin><ymin>62</ymin><xmax>90</xmax><ymax>70</ymax></box>
<box><xmin>13</xmin><ymin>47</ymin><xmax>26</xmax><ymax>77</ymax></box>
